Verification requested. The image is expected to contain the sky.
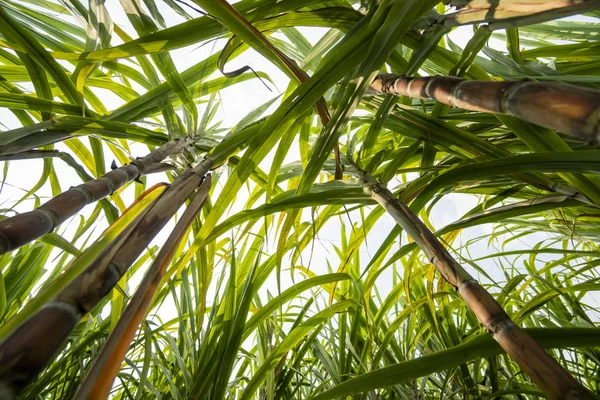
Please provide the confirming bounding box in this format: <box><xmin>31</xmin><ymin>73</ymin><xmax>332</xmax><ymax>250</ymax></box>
<box><xmin>0</xmin><ymin>0</ymin><xmax>598</xmax><ymax>341</ymax></box>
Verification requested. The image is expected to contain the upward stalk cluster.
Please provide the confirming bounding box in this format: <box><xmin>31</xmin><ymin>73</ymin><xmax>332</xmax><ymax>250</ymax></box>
<box><xmin>0</xmin><ymin>136</ymin><xmax>195</xmax><ymax>254</ymax></box>
<box><xmin>73</xmin><ymin>174</ymin><xmax>212</xmax><ymax>400</ymax></box>
<box><xmin>0</xmin><ymin>158</ymin><xmax>213</xmax><ymax>399</ymax></box>
<box><xmin>349</xmin><ymin>164</ymin><xmax>594</xmax><ymax>400</ymax></box>
<box><xmin>370</xmin><ymin>74</ymin><xmax>600</xmax><ymax>144</ymax></box>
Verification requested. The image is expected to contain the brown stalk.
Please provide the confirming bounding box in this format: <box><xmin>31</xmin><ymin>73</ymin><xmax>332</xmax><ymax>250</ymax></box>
<box><xmin>370</xmin><ymin>73</ymin><xmax>600</xmax><ymax>144</ymax></box>
<box><xmin>348</xmin><ymin>164</ymin><xmax>594</xmax><ymax>400</ymax></box>
<box><xmin>0</xmin><ymin>158</ymin><xmax>213</xmax><ymax>399</ymax></box>
<box><xmin>72</xmin><ymin>175</ymin><xmax>211</xmax><ymax>400</ymax></box>
<box><xmin>0</xmin><ymin>136</ymin><xmax>195</xmax><ymax>255</ymax></box>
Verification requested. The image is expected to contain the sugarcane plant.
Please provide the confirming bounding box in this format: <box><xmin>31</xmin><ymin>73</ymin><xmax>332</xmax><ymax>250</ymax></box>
<box><xmin>0</xmin><ymin>159</ymin><xmax>212</xmax><ymax>398</ymax></box>
<box><xmin>0</xmin><ymin>136</ymin><xmax>197</xmax><ymax>254</ymax></box>
<box><xmin>0</xmin><ymin>0</ymin><xmax>599</xmax><ymax>399</ymax></box>
<box><xmin>347</xmin><ymin>163</ymin><xmax>594</xmax><ymax>399</ymax></box>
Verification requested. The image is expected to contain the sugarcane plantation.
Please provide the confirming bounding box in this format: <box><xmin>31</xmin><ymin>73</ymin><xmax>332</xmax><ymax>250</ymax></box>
<box><xmin>0</xmin><ymin>0</ymin><xmax>599</xmax><ymax>399</ymax></box>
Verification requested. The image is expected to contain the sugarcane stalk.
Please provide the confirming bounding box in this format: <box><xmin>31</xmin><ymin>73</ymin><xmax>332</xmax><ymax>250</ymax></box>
<box><xmin>450</xmin><ymin>0</ymin><xmax>591</xmax><ymax>13</ymax></box>
<box><xmin>348</xmin><ymin>163</ymin><xmax>594</xmax><ymax>400</ymax></box>
<box><xmin>369</xmin><ymin>74</ymin><xmax>600</xmax><ymax>144</ymax></box>
<box><xmin>72</xmin><ymin>175</ymin><xmax>211</xmax><ymax>400</ymax></box>
<box><xmin>443</xmin><ymin>0</ymin><xmax>600</xmax><ymax>28</ymax></box>
<box><xmin>0</xmin><ymin>158</ymin><xmax>213</xmax><ymax>400</ymax></box>
<box><xmin>0</xmin><ymin>136</ymin><xmax>196</xmax><ymax>255</ymax></box>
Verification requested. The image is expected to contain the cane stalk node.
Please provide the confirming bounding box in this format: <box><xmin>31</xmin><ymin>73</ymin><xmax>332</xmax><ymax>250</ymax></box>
<box><xmin>73</xmin><ymin>181</ymin><xmax>99</xmax><ymax>202</ymax></box>
<box><xmin>499</xmin><ymin>80</ymin><xmax>530</xmax><ymax>114</ymax></box>
<box><xmin>36</xmin><ymin>207</ymin><xmax>60</xmax><ymax>230</ymax></box>
<box><xmin>458</xmin><ymin>279</ymin><xmax>479</xmax><ymax>291</ymax></box>
<box><xmin>104</xmin><ymin>174</ymin><xmax>122</xmax><ymax>196</ymax></box>
<box><xmin>42</xmin><ymin>301</ymin><xmax>84</xmax><ymax>320</ymax></box>
<box><xmin>449</xmin><ymin>79</ymin><xmax>469</xmax><ymax>108</ymax></box>
<box><xmin>583</xmin><ymin>104</ymin><xmax>600</xmax><ymax>145</ymax></box>
<box><xmin>422</xmin><ymin>76</ymin><xmax>439</xmax><ymax>98</ymax></box>
<box><xmin>485</xmin><ymin>314</ymin><xmax>515</xmax><ymax>336</ymax></box>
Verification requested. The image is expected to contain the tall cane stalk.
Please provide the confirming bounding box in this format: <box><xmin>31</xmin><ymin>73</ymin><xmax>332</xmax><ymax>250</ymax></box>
<box><xmin>0</xmin><ymin>158</ymin><xmax>213</xmax><ymax>399</ymax></box>
<box><xmin>369</xmin><ymin>74</ymin><xmax>600</xmax><ymax>144</ymax></box>
<box><xmin>71</xmin><ymin>176</ymin><xmax>211</xmax><ymax>400</ymax></box>
<box><xmin>348</xmin><ymin>164</ymin><xmax>594</xmax><ymax>400</ymax></box>
<box><xmin>0</xmin><ymin>136</ymin><xmax>195</xmax><ymax>255</ymax></box>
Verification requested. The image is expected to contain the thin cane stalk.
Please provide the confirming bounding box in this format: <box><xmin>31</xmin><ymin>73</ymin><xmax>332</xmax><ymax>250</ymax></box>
<box><xmin>0</xmin><ymin>136</ymin><xmax>195</xmax><ymax>254</ymax></box>
<box><xmin>348</xmin><ymin>164</ymin><xmax>594</xmax><ymax>400</ymax></box>
<box><xmin>369</xmin><ymin>74</ymin><xmax>600</xmax><ymax>144</ymax></box>
<box><xmin>72</xmin><ymin>175</ymin><xmax>211</xmax><ymax>400</ymax></box>
<box><xmin>0</xmin><ymin>158</ymin><xmax>213</xmax><ymax>399</ymax></box>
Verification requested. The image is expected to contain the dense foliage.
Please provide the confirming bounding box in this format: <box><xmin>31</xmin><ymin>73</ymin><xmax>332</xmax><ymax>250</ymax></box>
<box><xmin>0</xmin><ymin>0</ymin><xmax>599</xmax><ymax>398</ymax></box>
